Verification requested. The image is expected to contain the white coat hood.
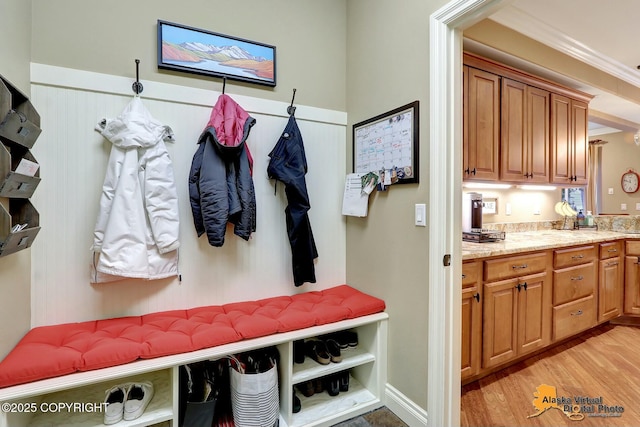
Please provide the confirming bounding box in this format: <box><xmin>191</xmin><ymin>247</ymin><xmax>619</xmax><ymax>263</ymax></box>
<box><xmin>91</xmin><ymin>97</ymin><xmax>180</xmax><ymax>283</ymax></box>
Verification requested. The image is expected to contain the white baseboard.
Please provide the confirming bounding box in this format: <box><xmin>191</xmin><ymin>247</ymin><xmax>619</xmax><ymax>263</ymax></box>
<box><xmin>384</xmin><ymin>383</ymin><xmax>428</xmax><ymax>427</ymax></box>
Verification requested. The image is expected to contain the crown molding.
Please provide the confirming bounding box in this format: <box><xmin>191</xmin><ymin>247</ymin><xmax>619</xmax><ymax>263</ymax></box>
<box><xmin>489</xmin><ymin>6</ymin><xmax>640</xmax><ymax>88</ymax></box>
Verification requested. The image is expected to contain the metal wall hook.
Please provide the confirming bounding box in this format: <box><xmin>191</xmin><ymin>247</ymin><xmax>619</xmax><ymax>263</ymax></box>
<box><xmin>287</xmin><ymin>88</ymin><xmax>297</xmax><ymax>116</ymax></box>
<box><xmin>132</xmin><ymin>59</ymin><xmax>143</xmax><ymax>95</ymax></box>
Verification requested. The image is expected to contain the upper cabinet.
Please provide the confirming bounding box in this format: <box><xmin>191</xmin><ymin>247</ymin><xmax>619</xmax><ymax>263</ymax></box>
<box><xmin>463</xmin><ymin>52</ymin><xmax>592</xmax><ymax>185</ymax></box>
<box><xmin>463</xmin><ymin>66</ymin><xmax>500</xmax><ymax>181</ymax></box>
<box><xmin>501</xmin><ymin>78</ymin><xmax>550</xmax><ymax>183</ymax></box>
<box><xmin>550</xmin><ymin>94</ymin><xmax>589</xmax><ymax>185</ymax></box>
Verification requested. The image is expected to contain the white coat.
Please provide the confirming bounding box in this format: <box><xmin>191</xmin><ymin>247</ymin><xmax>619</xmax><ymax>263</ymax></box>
<box><xmin>91</xmin><ymin>97</ymin><xmax>180</xmax><ymax>283</ymax></box>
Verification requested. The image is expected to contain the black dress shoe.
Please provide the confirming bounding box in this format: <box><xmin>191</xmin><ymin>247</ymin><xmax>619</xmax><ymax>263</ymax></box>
<box><xmin>339</xmin><ymin>371</ymin><xmax>350</xmax><ymax>392</ymax></box>
<box><xmin>326</xmin><ymin>374</ymin><xmax>340</xmax><ymax>397</ymax></box>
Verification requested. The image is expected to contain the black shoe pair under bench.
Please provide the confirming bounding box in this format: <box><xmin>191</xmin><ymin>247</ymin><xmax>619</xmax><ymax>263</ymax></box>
<box><xmin>294</xmin><ymin>331</ymin><xmax>358</xmax><ymax>365</ymax></box>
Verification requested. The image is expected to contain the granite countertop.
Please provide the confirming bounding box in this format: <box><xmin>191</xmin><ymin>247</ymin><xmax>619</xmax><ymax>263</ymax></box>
<box><xmin>462</xmin><ymin>229</ymin><xmax>636</xmax><ymax>260</ymax></box>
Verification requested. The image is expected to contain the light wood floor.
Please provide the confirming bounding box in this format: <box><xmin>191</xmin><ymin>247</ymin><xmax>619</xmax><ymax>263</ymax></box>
<box><xmin>461</xmin><ymin>324</ymin><xmax>640</xmax><ymax>427</ymax></box>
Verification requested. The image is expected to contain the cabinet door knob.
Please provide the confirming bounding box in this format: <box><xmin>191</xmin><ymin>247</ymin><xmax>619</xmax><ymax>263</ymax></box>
<box><xmin>473</xmin><ymin>293</ymin><xmax>480</xmax><ymax>303</ymax></box>
<box><xmin>571</xmin><ymin>309</ymin><xmax>583</xmax><ymax>316</ymax></box>
<box><xmin>462</xmin><ymin>273</ymin><xmax>466</xmax><ymax>279</ymax></box>
<box><xmin>515</xmin><ymin>283</ymin><xmax>522</xmax><ymax>291</ymax></box>
<box><xmin>464</xmin><ymin>168</ymin><xmax>470</xmax><ymax>175</ymax></box>
<box><xmin>523</xmin><ymin>282</ymin><xmax>528</xmax><ymax>291</ymax></box>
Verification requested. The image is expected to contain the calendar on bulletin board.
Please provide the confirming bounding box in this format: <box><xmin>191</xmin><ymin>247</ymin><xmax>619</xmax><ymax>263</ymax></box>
<box><xmin>352</xmin><ymin>101</ymin><xmax>419</xmax><ymax>185</ymax></box>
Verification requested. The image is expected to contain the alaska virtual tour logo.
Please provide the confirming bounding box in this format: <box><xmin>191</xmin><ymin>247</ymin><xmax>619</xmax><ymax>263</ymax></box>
<box><xmin>527</xmin><ymin>384</ymin><xmax>624</xmax><ymax>421</ymax></box>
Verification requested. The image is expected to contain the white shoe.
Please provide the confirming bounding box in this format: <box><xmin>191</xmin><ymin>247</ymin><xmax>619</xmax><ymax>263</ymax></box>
<box><xmin>103</xmin><ymin>383</ymin><xmax>129</xmax><ymax>425</ymax></box>
<box><xmin>123</xmin><ymin>381</ymin><xmax>154</xmax><ymax>421</ymax></box>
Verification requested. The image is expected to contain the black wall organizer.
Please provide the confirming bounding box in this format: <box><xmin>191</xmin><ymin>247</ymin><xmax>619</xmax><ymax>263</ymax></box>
<box><xmin>0</xmin><ymin>75</ymin><xmax>42</xmax><ymax>257</ymax></box>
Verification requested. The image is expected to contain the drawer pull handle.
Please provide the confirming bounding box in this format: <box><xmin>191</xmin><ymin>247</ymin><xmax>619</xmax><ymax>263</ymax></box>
<box><xmin>570</xmin><ymin>275</ymin><xmax>584</xmax><ymax>281</ymax></box>
<box><xmin>512</xmin><ymin>264</ymin><xmax>528</xmax><ymax>270</ymax></box>
<box><xmin>607</xmin><ymin>248</ymin><xmax>618</xmax><ymax>252</ymax></box>
<box><xmin>462</xmin><ymin>274</ymin><xmax>466</xmax><ymax>279</ymax></box>
<box><xmin>523</xmin><ymin>282</ymin><xmax>528</xmax><ymax>291</ymax></box>
<box><xmin>606</xmin><ymin>262</ymin><xmax>619</xmax><ymax>267</ymax></box>
<box><xmin>571</xmin><ymin>254</ymin><xmax>584</xmax><ymax>259</ymax></box>
<box><xmin>571</xmin><ymin>310</ymin><xmax>583</xmax><ymax>316</ymax></box>
<box><xmin>473</xmin><ymin>292</ymin><xmax>480</xmax><ymax>303</ymax></box>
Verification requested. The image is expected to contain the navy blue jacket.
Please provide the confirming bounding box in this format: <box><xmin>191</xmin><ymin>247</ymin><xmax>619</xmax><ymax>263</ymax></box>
<box><xmin>268</xmin><ymin>115</ymin><xmax>318</xmax><ymax>286</ymax></box>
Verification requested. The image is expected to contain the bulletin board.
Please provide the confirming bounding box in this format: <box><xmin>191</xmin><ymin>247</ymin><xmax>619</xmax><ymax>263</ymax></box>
<box><xmin>352</xmin><ymin>101</ymin><xmax>419</xmax><ymax>184</ymax></box>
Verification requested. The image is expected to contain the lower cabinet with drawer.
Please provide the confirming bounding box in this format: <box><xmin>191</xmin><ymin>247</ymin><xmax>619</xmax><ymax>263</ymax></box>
<box><xmin>482</xmin><ymin>251</ymin><xmax>551</xmax><ymax>369</ymax></box>
<box><xmin>599</xmin><ymin>240</ymin><xmax>623</xmax><ymax>322</ymax></box>
<box><xmin>552</xmin><ymin>245</ymin><xmax>597</xmax><ymax>341</ymax></box>
<box><xmin>553</xmin><ymin>295</ymin><xmax>597</xmax><ymax>341</ymax></box>
<box><xmin>625</xmin><ymin>240</ymin><xmax>640</xmax><ymax>315</ymax></box>
<box><xmin>462</xmin><ymin>238</ymin><xmax>627</xmax><ymax>384</ymax></box>
<box><xmin>461</xmin><ymin>261</ymin><xmax>482</xmax><ymax>381</ymax></box>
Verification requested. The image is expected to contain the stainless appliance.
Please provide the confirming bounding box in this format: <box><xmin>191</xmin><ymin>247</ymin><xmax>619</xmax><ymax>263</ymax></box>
<box><xmin>462</xmin><ymin>192</ymin><xmax>483</xmax><ymax>233</ymax></box>
<box><xmin>462</xmin><ymin>192</ymin><xmax>505</xmax><ymax>242</ymax></box>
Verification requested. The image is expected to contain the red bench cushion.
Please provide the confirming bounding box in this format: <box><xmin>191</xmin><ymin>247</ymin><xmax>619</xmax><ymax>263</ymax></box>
<box><xmin>0</xmin><ymin>285</ymin><xmax>384</xmax><ymax>388</ymax></box>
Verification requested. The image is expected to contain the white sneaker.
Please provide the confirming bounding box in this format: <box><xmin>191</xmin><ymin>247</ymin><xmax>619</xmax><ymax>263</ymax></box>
<box><xmin>103</xmin><ymin>383</ymin><xmax>129</xmax><ymax>425</ymax></box>
<box><xmin>123</xmin><ymin>381</ymin><xmax>154</xmax><ymax>421</ymax></box>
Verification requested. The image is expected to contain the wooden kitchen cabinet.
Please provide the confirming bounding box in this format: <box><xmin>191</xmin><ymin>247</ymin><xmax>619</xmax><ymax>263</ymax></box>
<box><xmin>463</xmin><ymin>52</ymin><xmax>592</xmax><ymax>187</ymax></box>
<box><xmin>463</xmin><ymin>65</ymin><xmax>500</xmax><ymax>182</ymax></box>
<box><xmin>552</xmin><ymin>245</ymin><xmax>597</xmax><ymax>341</ymax></box>
<box><xmin>482</xmin><ymin>252</ymin><xmax>550</xmax><ymax>369</ymax></box>
<box><xmin>461</xmin><ymin>261</ymin><xmax>482</xmax><ymax>381</ymax></box>
<box><xmin>550</xmin><ymin>93</ymin><xmax>589</xmax><ymax>185</ymax></box>
<box><xmin>598</xmin><ymin>241</ymin><xmax>623</xmax><ymax>322</ymax></box>
<box><xmin>624</xmin><ymin>240</ymin><xmax>640</xmax><ymax>315</ymax></box>
<box><xmin>500</xmin><ymin>78</ymin><xmax>550</xmax><ymax>183</ymax></box>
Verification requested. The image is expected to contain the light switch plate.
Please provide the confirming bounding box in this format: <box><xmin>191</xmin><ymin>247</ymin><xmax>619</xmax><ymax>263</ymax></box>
<box><xmin>415</xmin><ymin>203</ymin><xmax>426</xmax><ymax>226</ymax></box>
<box><xmin>621</xmin><ymin>203</ymin><xmax>627</xmax><ymax>211</ymax></box>
<box><xmin>608</xmin><ymin>188</ymin><xmax>614</xmax><ymax>195</ymax></box>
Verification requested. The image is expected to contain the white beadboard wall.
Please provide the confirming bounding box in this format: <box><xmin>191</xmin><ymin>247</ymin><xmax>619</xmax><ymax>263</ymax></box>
<box><xmin>29</xmin><ymin>64</ymin><xmax>347</xmax><ymax>327</ymax></box>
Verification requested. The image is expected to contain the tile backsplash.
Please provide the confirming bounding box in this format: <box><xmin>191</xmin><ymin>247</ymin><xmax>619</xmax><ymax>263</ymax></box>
<box><xmin>482</xmin><ymin>215</ymin><xmax>640</xmax><ymax>233</ymax></box>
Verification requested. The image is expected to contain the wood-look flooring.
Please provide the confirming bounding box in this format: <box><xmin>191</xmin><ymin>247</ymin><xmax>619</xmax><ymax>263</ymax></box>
<box><xmin>461</xmin><ymin>324</ymin><xmax>640</xmax><ymax>427</ymax></box>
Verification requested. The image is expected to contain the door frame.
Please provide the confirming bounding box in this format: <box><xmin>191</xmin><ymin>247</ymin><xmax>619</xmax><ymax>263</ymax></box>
<box><xmin>428</xmin><ymin>1</ymin><xmax>513</xmax><ymax>426</ymax></box>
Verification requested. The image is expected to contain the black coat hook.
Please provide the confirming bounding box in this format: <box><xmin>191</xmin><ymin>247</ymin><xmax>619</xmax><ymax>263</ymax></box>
<box><xmin>287</xmin><ymin>88</ymin><xmax>297</xmax><ymax>116</ymax></box>
<box><xmin>222</xmin><ymin>77</ymin><xmax>226</xmax><ymax>94</ymax></box>
<box><xmin>132</xmin><ymin>59</ymin><xmax>143</xmax><ymax>95</ymax></box>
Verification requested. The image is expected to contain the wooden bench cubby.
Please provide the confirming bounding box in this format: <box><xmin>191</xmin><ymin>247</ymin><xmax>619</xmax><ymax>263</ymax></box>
<box><xmin>0</xmin><ymin>313</ymin><xmax>388</xmax><ymax>427</ymax></box>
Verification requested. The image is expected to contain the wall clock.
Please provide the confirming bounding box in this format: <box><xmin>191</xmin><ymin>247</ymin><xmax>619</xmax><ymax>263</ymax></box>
<box><xmin>621</xmin><ymin>169</ymin><xmax>640</xmax><ymax>194</ymax></box>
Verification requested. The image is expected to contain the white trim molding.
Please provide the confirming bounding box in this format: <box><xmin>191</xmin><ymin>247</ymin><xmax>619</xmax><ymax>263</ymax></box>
<box><xmin>428</xmin><ymin>1</ymin><xmax>512</xmax><ymax>426</ymax></box>
<box><xmin>30</xmin><ymin>63</ymin><xmax>347</xmax><ymax>126</ymax></box>
<box><xmin>490</xmin><ymin>6</ymin><xmax>640</xmax><ymax>88</ymax></box>
<box><xmin>385</xmin><ymin>384</ymin><xmax>428</xmax><ymax>427</ymax></box>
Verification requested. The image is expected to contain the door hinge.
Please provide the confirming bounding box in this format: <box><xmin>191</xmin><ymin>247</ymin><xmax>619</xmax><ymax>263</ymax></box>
<box><xmin>443</xmin><ymin>254</ymin><xmax>451</xmax><ymax>266</ymax></box>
